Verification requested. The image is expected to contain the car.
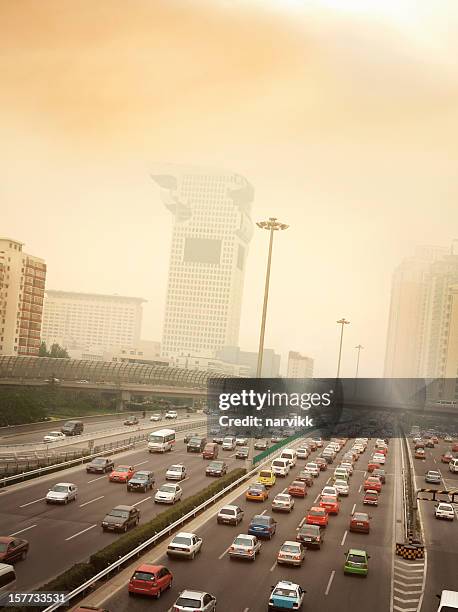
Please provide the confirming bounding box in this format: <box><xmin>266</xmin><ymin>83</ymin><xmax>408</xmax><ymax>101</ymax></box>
<box><xmin>334</xmin><ymin>479</ymin><xmax>350</xmax><ymax>496</ymax></box>
<box><xmin>349</xmin><ymin>511</ymin><xmax>371</xmax><ymax>533</ymax></box>
<box><xmin>363</xmin><ymin>489</ymin><xmax>379</xmax><ymax>506</ymax></box>
<box><xmin>441</xmin><ymin>451</ymin><xmax>454</xmax><ymax>463</ymax></box>
<box><xmin>296</xmin><ymin>524</ymin><xmax>324</xmax><ymax>549</ymax></box>
<box><xmin>288</xmin><ymin>480</ymin><xmax>307</xmax><ymax>498</ymax></box>
<box><xmin>109</xmin><ymin>465</ymin><xmax>135</xmax><ymax>483</ymax></box>
<box><xmin>254</xmin><ymin>440</ymin><xmax>268</xmax><ymax>450</ymax></box>
<box><xmin>102</xmin><ymin>505</ymin><xmax>140</xmax><ymax>532</ymax></box>
<box><xmin>320</xmin><ymin>495</ymin><xmax>340</xmax><ymax>515</ymax></box>
<box><xmin>415</xmin><ymin>448</ymin><xmax>426</xmax><ymax>459</ymax></box>
<box><xmin>43</xmin><ymin>431</ymin><xmax>66</xmax><ymax>443</ymax></box>
<box><xmin>444</xmin><ymin>435</ymin><xmax>453</xmax><ymax>443</ymax></box>
<box><xmin>166</xmin><ymin>464</ymin><xmax>187</xmax><ymax>481</ymax></box>
<box><xmin>45</xmin><ymin>482</ymin><xmax>78</xmax><ymax>504</ymax></box>
<box><xmin>127</xmin><ymin>470</ymin><xmax>155</xmax><ymax>492</ymax></box>
<box><xmin>124</xmin><ymin>416</ymin><xmax>139</xmax><ymax>426</ymax></box>
<box><xmin>425</xmin><ymin>470</ymin><xmax>442</xmax><ymax>484</ymax></box>
<box><xmin>450</xmin><ymin>458</ymin><xmax>458</xmax><ymax>473</ymax></box>
<box><xmin>367</xmin><ymin>461</ymin><xmax>382</xmax><ymax>473</ymax></box>
<box><xmin>272</xmin><ymin>493</ymin><xmax>295</xmax><ymax>513</ymax></box>
<box><xmin>236</xmin><ymin>446</ymin><xmax>249</xmax><ymax>459</ymax></box>
<box><xmin>340</xmin><ymin>462</ymin><xmax>354</xmax><ymax>475</ymax></box>
<box><xmin>248</xmin><ymin>514</ymin><xmax>277</xmax><ymax>539</ymax></box>
<box><xmin>0</xmin><ymin>537</ymin><xmax>29</xmax><ymax>563</ymax></box>
<box><xmin>206</xmin><ymin>461</ymin><xmax>228</xmax><ymax>477</ymax></box>
<box><xmin>296</xmin><ymin>470</ymin><xmax>314</xmax><ymax>487</ymax></box>
<box><xmin>187</xmin><ymin>436</ymin><xmax>207</xmax><ymax>453</ymax></box>
<box><xmin>166</xmin><ymin>532</ymin><xmax>202</xmax><ymax>559</ymax></box>
<box><xmin>217</xmin><ymin>505</ymin><xmax>244</xmax><ymax>525</ymax></box>
<box><xmin>315</xmin><ymin>457</ymin><xmax>328</xmax><ymax>471</ymax></box>
<box><xmin>271</xmin><ymin>458</ymin><xmax>290</xmax><ymax>476</ymax></box>
<box><xmin>424</xmin><ymin>438</ymin><xmax>434</xmax><ymax>448</ymax></box>
<box><xmin>86</xmin><ymin>457</ymin><xmax>114</xmax><ymax>473</ymax></box>
<box><xmin>314</xmin><ymin>438</ymin><xmax>323</xmax><ymax>448</ymax></box>
<box><xmin>277</xmin><ymin>541</ymin><xmax>305</xmax><ymax>566</ymax></box>
<box><xmin>173</xmin><ymin>590</ymin><xmax>216</xmax><ymax>611</ymax></box>
<box><xmin>257</xmin><ymin>469</ymin><xmax>276</xmax><ymax>488</ymax></box>
<box><xmin>269</xmin><ymin>580</ymin><xmax>305</xmax><ymax>610</ymax></box>
<box><xmin>246</xmin><ymin>483</ymin><xmax>269</xmax><ymax>502</ymax></box>
<box><xmin>165</xmin><ymin>411</ymin><xmax>178</xmax><ymax>419</ymax></box>
<box><xmin>321</xmin><ymin>486</ymin><xmax>339</xmax><ymax>498</ymax></box>
<box><xmin>154</xmin><ymin>483</ymin><xmax>183</xmax><ymax>504</ymax></box>
<box><xmin>296</xmin><ymin>447</ymin><xmax>309</xmax><ymax>460</ymax></box>
<box><xmin>372</xmin><ymin>453</ymin><xmax>386</xmax><ymax>464</ymax></box>
<box><xmin>222</xmin><ymin>436</ymin><xmax>236</xmax><ymax>450</ymax></box>
<box><xmin>236</xmin><ymin>437</ymin><xmax>248</xmax><ymax>446</ymax></box>
<box><xmin>128</xmin><ymin>563</ymin><xmax>173</xmax><ymax>597</ymax></box>
<box><xmin>436</xmin><ymin>589</ymin><xmax>458</xmax><ymax>611</ymax></box>
<box><xmin>435</xmin><ymin>502</ymin><xmax>455</xmax><ymax>520</ymax></box>
<box><xmin>344</xmin><ymin>549</ymin><xmax>370</xmax><ymax>576</ymax></box>
<box><xmin>364</xmin><ymin>476</ymin><xmax>382</xmax><ymax>492</ymax></box>
<box><xmin>305</xmin><ymin>462</ymin><xmax>319</xmax><ymax>477</ymax></box>
<box><xmin>184</xmin><ymin>432</ymin><xmax>199</xmax><ymax>444</ymax></box>
<box><xmin>372</xmin><ymin>468</ymin><xmax>386</xmax><ymax>483</ymax></box>
<box><xmin>306</xmin><ymin>506</ymin><xmax>329</xmax><ymax>527</ymax></box>
<box><xmin>229</xmin><ymin>533</ymin><xmax>262</xmax><ymax>560</ymax></box>
<box><xmin>271</xmin><ymin>435</ymin><xmax>284</xmax><ymax>443</ymax></box>
<box><xmin>213</xmin><ymin>435</ymin><xmax>224</xmax><ymax>444</ymax></box>
<box><xmin>150</xmin><ymin>413</ymin><xmax>162</xmax><ymax>421</ymax></box>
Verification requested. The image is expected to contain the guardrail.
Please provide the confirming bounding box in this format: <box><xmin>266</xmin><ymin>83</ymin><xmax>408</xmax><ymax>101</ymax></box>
<box><xmin>0</xmin><ymin>421</ymin><xmax>207</xmax><ymax>488</ymax></box>
<box><xmin>41</xmin><ymin>434</ymin><xmax>305</xmax><ymax>612</ymax></box>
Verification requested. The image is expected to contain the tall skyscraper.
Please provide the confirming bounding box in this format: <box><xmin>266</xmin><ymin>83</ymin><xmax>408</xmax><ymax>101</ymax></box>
<box><xmin>287</xmin><ymin>351</ymin><xmax>314</xmax><ymax>378</ymax></box>
<box><xmin>42</xmin><ymin>290</ymin><xmax>145</xmax><ymax>351</ymax></box>
<box><xmin>152</xmin><ymin>165</ymin><xmax>254</xmax><ymax>358</ymax></box>
<box><xmin>0</xmin><ymin>238</ymin><xmax>47</xmax><ymax>356</ymax></box>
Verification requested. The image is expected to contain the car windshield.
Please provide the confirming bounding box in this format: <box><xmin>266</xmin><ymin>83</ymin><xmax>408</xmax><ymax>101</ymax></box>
<box><xmin>172</xmin><ymin>536</ymin><xmax>192</xmax><ymax>546</ymax></box>
<box><xmin>348</xmin><ymin>554</ymin><xmax>366</xmax><ymax>564</ymax></box>
<box><xmin>353</xmin><ymin>513</ymin><xmax>368</xmax><ymax>521</ymax></box>
<box><xmin>281</xmin><ymin>544</ymin><xmax>300</xmax><ymax>553</ymax></box>
<box><xmin>291</xmin><ymin>482</ymin><xmax>303</xmax><ymax>488</ymax></box>
<box><xmin>273</xmin><ymin>588</ymin><xmax>296</xmax><ymax>598</ymax></box>
<box><xmin>321</xmin><ymin>496</ymin><xmax>336</xmax><ymax>503</ymax></box>
<box><xmin>49</xmin><ymin>432</ymin><xmax>61</xmax><ymax>436</ymax></box>
<box><xmin>209</xmin><ymin>462</ymin><xmax>223</xmax><ymax>468</ymax></box>
<box><xmin>116</xmin><ymin>467</ymin><xmax>130</xmax><ymax>473</ymax></box>
<box><xmin>219</xmin><ymin>508</ymin><xmax>235</xmax><ymax>516</ymax></box>
<box><xmin>275</xmin><ymin>495</ymin><xmax>290</xmax><ymax>502</ymax></box>
<box><xmin>309</xmin><ymin>509</ymin><xmax>324</xmax><ymax>516</ymax></box>
<box><xmin>169</xmin><ymin>465</ymin><xmax>182</xmax><ymax>471</ymax></box>
<box><xmin>335</xmin><ymin>480</ymin><xmax>347</xmax><ymax>486</ymax></box>
<box><xmin>109</xmin><ymin>509</ymin><xmax>129</xmax><ymax>518</ymax></box>
<box><xmin>133</xmin><ymin>571</ymin><xmax>155</xmax><ymax>581</ymax></box>
<box><xmin>189</xmin><ymin>438</ymin><xmax>201</xmax><ymax>443</ymax></box>
<box><xmin>233</xmin><ymin>536</ymin><xmax>251</xmax><ymax>546</ymax></box>
<box><xmin>160</xmin><ymin>485</ymin><xmax>176</xmax><ymax>493</ymax></box>
<box><xmin>250</xmin><ymin>484</ymin><xmax>263</xmax><ymax>491</ymax></box>
<box><xmin>251</xmin><ymin>516</ymin><xmax>269</xmax><ymax>525</ymax></box>
<box><xmin>0</xmin><ymin>543</ymin><xmax>8</xmax><ymax>552</ymax></box>
<box><xmin>51</xmin><ymin>485</ymin><xmax>68</xmax><ymax>492</ymax></box>
<box><xmin>307</xmin><ymin>464</ymin><xmax>317</xmax><ymax>469</ymax></box>
<box><xmin>300</xmin><ymin>526</ymin><xmax>318</xmax><ymax>535</ymax></box>
<box><xmin>91</xmin><ymin>458</ymin><xmax>105</xmax><ymax>465</ymax></box>
<box><xmin>133</xmin><ymin>473</ymin><xmax>148</xmax><ymax>480</ymax></box>
<box><xmin>260</xmin><ymin>471</ymin><xmax>272</xmax><ymax>478</ymax></box>
<box><xmin>428</xmin><ymin>471</ymin><xmax>440</xmax><ymax>477</ymax></box>
<box><xmin>175</xmin><ymin>598</ymin><xmax>201</xmax><ymax>608</ymax></box>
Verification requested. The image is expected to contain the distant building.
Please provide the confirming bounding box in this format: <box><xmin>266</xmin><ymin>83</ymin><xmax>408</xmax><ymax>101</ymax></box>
<box><xmin>42</xmin><ymin>290</ymin><xmax>145</xmax><ymax>352</ymax></box>
<box><xmin>152</xmin><ymin>165</ymin><xmax>254</xmax><ymax>359</ymax></box>
<box><xmin>217</xmin><ymin>345</ymin><xmax>281</xmax><ymax>378</ymax></box>
<box><xmin>171</xmin><ymin>352</ymin><xmax>250</xmax><ymax>377</ymax></box>
<box><xmin>0</xmin><ymin>238</ymin><xmax>47</xmax><ymax>356</ymax></box>
<box><xmin>112</xmin><ymin>340</ymin><xmax>169</xmax><ymax>366</ymax></box>
<box><xmin>287</xmin><ymin>351</ymin><xmax>314</xmax><ymax>378</ymax></box>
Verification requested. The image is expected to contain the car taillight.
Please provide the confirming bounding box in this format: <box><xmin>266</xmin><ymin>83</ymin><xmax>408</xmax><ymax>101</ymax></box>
<box><xmin>247</xmin><ymin>548</ymin><xmax>253</xmax><ymax>554</ymax></box>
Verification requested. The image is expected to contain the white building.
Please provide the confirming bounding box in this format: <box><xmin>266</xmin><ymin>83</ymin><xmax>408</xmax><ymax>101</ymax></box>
<box><xmin>287</xmin><ymin>351</ymin><xmax>314</xmax><ymax>378</ymax></box>
<box><xmin>152</xmin><ymin>165</ymin><xmax>254</xmax><ymax>358</ymax></box>
<box><xmin>42</xmin><ymin>290</ymin><xmax>145</xmax><ymax>352</ymax></box>
<box><xmin>171</xmin><ymin>352</ymin><xmax>250</xmax><ymax>377</ymax></box>
<box><xmin>0</xmin><ymin>238</ymin><xmax>47</xmax><ymax>356</ymax></box>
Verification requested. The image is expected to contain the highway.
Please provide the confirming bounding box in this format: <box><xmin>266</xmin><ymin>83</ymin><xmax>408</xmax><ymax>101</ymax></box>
<box><xmin>82</xmin><ymin>437</ymin><xmax>400</xmax><ymax>612</ymax></box>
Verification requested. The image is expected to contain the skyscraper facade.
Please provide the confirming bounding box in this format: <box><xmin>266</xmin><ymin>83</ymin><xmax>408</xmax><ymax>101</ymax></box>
<box><xmin>152</xmin><ymin>166</ymin><xmax>254</xmax><ymax>358</ymax></box>
<box><xmin>0</xmin><ymin>238</ymin><xmax>47</xmax><ymax>356</ymax></box>
<box><xmin>287</xmin><ymin>351</ymin><xmax>314</xmax><ymax>378</ymax></box>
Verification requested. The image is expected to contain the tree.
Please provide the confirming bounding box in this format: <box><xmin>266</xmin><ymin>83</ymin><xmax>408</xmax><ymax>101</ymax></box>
<box><xmin>38</xmin><ymin>341</ymin><xmax>69</xmax><ymax>359</ymax></box>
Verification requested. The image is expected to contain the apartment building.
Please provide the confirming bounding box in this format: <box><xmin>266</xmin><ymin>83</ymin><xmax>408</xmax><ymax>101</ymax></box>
<box><xmin>287</xmin><ymin>351</ymin><xmax>314</xmax><ymax>378</ymax></box>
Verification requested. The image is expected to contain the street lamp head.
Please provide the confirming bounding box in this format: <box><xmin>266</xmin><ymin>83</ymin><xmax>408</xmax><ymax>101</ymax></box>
<box><xmin>355</xmin><ymin>344</ymin><xmax>364</xmax><ymax>349</ymax></box>
<box><xmin>257</xmin><ymin>217</ymin><xmax>289</xmax><ymax>231</ymax></box>
<box><xmin>337</xmin><ymin>318</ymin><xmax>350</xmax><ymax>325</ymax></box>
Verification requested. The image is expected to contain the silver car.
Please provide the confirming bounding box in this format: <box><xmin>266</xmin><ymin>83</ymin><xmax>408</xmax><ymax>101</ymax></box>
<box><xmin>46</xmin><ymin>482</ymin><xmax>78</xmax><ymax>504</ymax></box>
<box><xmin>173</xmin><ymin>590</ymin><xmax>217</xmax><ymax>611</ymax></box>
<box><xmin>272</xmin><ymin>493</ymin><xmax>295</xmax><ymax>513</ymax></box>
<box><xmin>229</xmin><ymin>534</ymin><xmax>262</xmax><ymax>560</ymax></box>
<box><xmin>154</xmin><ymin>483</ymin><xmax>183</xmax><ymax>504</ymax></box>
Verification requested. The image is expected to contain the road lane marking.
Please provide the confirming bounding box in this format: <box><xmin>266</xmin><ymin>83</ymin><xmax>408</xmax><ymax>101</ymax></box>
<box><xmin>65</xmin><ymin>524</ymin><xmax>97</xmax><ymax>541</ymax></box>
<box><xmin>87</xmin><ymin>476</ymin><xmax>107</xmax><ymax>483</ymax></box>
<box><xmin>9</xmin><ymin>524</ymin><xmax>37</xmax><ymax>536</ymax></box>
<box><xmin>133</xmin><ymin>460</ymin><xmax>149</xmax><ymax>467</ymax></box>
<box><xmin>80</xmin><ymin>496</ymin><xmax>105</xmax><ymax>508</ymax></box>
<box><xmin>132</xmin><ymin>497</ymin><xmax>151</xmax><ymax>507</ymax></box>
<box><xmin>19</xmin><ymin>497</ymin><xmax>45</xmax><ymax>508</ymax></box>
<box><xmin>260</xmin><ymin>509</ymin><xmax>267</xmax><ymax>515</ymax></box>
<box><xmin>351</xmin><ymin>503</ymin><xmax>356</xmax><ymax>515</ymax></box>
<box><xmin>269</xmin><ymin>561</ymin><xmax>277</xmax><ymax>572</ymax></box>
<box><xmin>325</xmin><ymin>570</ymin><xmax>335</xmax><ymax>595</ymax></box>
<box><xmin>313</xmin><ymin>493</ymin><xmax>320</xmax><ymax>503</ymax></box>
<box><xmin>281</xmin><ymin>487</ymin><xmax>288</xmax><ymax>494</ymax></box>
<box><xmin>358</xmin><ymin>484</ymin><xmax>362</xmax><ymax>493</ymax></box>
<box><xmin>218</xmin><ymin>546</ymin><xmax>231</xmax><ymax>560</ymax></box>
<box><xmin>340</xmin><ymin>530</ymin><xmax>348</xmax><ymax>546</ymax></box>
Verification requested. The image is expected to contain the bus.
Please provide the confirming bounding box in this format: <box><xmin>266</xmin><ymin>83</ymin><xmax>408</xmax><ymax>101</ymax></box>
<box><xmin>148</xmin><ymin>429</ymin><xmax>176</xmax><ymax>453</ymax></box>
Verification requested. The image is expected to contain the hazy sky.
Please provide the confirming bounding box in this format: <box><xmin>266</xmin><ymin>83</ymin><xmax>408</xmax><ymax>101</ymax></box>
<box><xmin>2</xmin><ymin>0</ymin><xmax>458</xmax><ymax>377</ymax></box>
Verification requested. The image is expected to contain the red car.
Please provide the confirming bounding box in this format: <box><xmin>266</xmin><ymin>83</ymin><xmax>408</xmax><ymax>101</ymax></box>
<box><xmin>288</xmin><ymin>481</ymin><xmax>308</xmax><ymax>498</ymax></box>
<box><xmin>319</xmin><ymin>495</ymin><xmax>340</xmax><ymax>515</ymax></box>
<box><xmin>0</xmin><ymin>536</ymin><xmax>29</xmax><ymax>563</ymax></box>
<box><xmin>375</xmin><ymin>447</ymin><xmax>387</xmax><ymax>456</ymax></box>
<box><xmin>441</xmin><ymin>451</ymin><xmax>453</xmax><ymax>463</ymax></box>
<box><xmin>363</xmin><ymin>476</ymin><xmax>382</xmax><ymax>492</ymax></box>
<box><xmin>315</xmin><ymin>458</ymin><xmax>328</xmax><ymax>471</ymax></box>
<box><xmin>109</xmin><ymin>465</ymin><xmax>135</xmax><ymax>483</ymax></box>
<box><xmin>306</xmin><ymin>506</ymin><xmax>329</xmax><ymax>527</ymax></box>
<box><xmin>363</xmin><ymin>489</ymin><xmax>379</xmax><ymax>506</ymax></box>
<box><xmin>367</xmin><ymin>462</ymin><xmax>382</xmax><ymax>473</ymax></box>
<box><xmin>349</xmin><ymin>512</ymin><xmax>371</xmax><ymax>534</ymax></box>
<box><xmin>128</xmin><ymin>563</ymin><xmax>173</xmax><ymax>597</ymax></box>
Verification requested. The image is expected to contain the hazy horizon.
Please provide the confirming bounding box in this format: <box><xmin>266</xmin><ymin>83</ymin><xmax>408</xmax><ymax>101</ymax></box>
<box><xmin>2</xmin><ymin>0</ymin><xmax>458</xmax><ymax>377</ymax></box>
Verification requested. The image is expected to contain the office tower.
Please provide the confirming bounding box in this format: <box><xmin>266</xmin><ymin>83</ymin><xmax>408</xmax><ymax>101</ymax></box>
<box><xmin>152</xmin><ymin>165</ymin><xmax>254</xmax><ymax>358</ymax></box>
<box><xmin>42</xmin><ymin>290</ymin><xmax>145</xmax><ymax>351</ymax></box>
<box><xmin>287</xmin><ymin>351</ymin><xmax>314</xmax><ymax>378</ymax></box>
<box><xmin>0</xmin><ymin>238</ymin><xmax>47</xmax><ymax>356</ymax></box>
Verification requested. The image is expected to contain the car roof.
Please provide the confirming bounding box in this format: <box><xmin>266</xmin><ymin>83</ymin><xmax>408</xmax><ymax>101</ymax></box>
<box><xmin>169</xmin><ymin>464</ymin><xmax>184</xmax><ymax>468</ymax></box>
<box><xmin>54</xmin><ymin>482</ymin><xmax>75</xmax><ymax>487</ymax></box>
<box><xmin>275</xmin><ymin>580</ymin><xmax>299</xmax><ymax>589</ymax></box>
<box><xmin>179</xmin><ymin>590</ymin><xmax>206</xmax><ymax>598</ymax></box>
<box><xmin>348</xmin><ymin>548</ymin><xmax>367</xmax><ymax>555</ymax></box>
<box><xmin>220</xmin><ymin>504</ymin><xmax>239</xmax><ymax>510</ymax></box>
<box><xmin>174</xmin><ymin>532</ymin><xmax>196</xmax><ymax>538</ymax></box>
<box><xmin>282</xmin><ymin>540</ymin><xmax>301</xmax><ymax>546</ymax></box>
<box><xmin>135</xmin><ymin>563</ymin><xmax>164</xmax><ymax>572</ymax></box>
<box><xmin>133</xmin><ymin>470</ymin><xmax>152</xmax><ymax>475</ymax></box>
<box><xmin>439</xmin><ymin>591</ymin><xmax>458</xmax><ymax>606</ymax></box>
<box><xmin>113</xmin><ymin>505</ymin><xmax>134</xmax><ymax>511</ymax></box>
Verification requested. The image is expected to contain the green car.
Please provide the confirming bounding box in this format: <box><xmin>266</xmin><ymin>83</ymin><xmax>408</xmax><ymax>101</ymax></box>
<box><xmin>344</xmin><ymin>549</ymin><xmax>370</xmax><ymax>576</ymax></box>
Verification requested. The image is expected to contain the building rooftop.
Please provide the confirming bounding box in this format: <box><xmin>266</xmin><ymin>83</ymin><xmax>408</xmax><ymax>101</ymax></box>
<box><xmin>46</xmin><ymin>290</ymin><xmax>146</xmax><ymax>303</ymax></box>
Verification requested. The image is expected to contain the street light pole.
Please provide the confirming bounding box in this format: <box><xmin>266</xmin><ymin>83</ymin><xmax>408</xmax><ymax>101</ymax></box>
<box><xmin>355</xmin><ymin>344</ymin><xmax>364</xmax><ymax>378</ymax></box>
<box><xmin>256</xmin><ymin>217</ymin><xmax>289</xmax><ymax>378</ymax></box>
<box><xmin>336</xmin><ymin>318</ymin><xmax>350</xmax><ymax>378</ymax></box>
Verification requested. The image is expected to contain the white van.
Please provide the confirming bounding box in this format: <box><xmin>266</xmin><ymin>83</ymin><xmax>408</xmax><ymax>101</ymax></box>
<box><xmin>222</xmin><ymin>437</ymin><xmax>236</xmax><ymax>451</ymax></box>
<box><xmin>279</xmin><ymin>448</ymin><xmax>297</xmax><ymax>467</ymax></box>
<box><xmin>436</xmin><ymin>590</ymin><xmax>458</xmax><ymax>611</ymax></box>
<box><xmin>0</xmin><ymin>563</ymin><xmax>16</xmax><ymax>594</ymax></box>
<box><xmin>449</xmin><ymin>458</ymin><xmax>458</xmax><ymax>474</ymax></box>
<box><xmin>271</xmin><ymin>458</ymin><xmax>290</xmax><ymax>477</ymax></box>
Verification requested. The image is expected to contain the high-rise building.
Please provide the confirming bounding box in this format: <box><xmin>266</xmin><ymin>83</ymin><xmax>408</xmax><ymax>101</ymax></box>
<box><xmin>42</xmin><ymin>290</ymin><xmax>145</xmax><ymax>351</ymax></box>
<box><xmin>152</xmin><ymin>165</ymin><xmax>254</xmax><ymax>358</ymax></box>
<box><xmin>0</xmin><ymin>238</ymin><xmax>47</xmax><ymax>356</ymax></box>
<box><xmin>287</xmin><ymin>351</ymin><xmax>314</xmax><ymax>378</ymax></box>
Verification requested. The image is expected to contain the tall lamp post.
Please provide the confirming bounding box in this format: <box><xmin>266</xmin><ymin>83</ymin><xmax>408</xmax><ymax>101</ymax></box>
<box><xmin>256</xmin><ymin>217</ymin><xmax>289</xmax><ymax>377</ymax></box>
<box><xmin>355</xmin><ymin>344</ymin><xmax>364</xmax><ymax>378</ymax></box>
<box><xmin>336</xmin><ymin>318</ymin><xmax>350</xmax><ymax>378</ymax></box>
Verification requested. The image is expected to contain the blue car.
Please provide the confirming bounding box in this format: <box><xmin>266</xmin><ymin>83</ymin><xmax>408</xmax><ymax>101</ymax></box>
<box><xmin>248</xmin><ymin>514</ymin><xmax>277</xmax><ymax>539</ymax></box>
<box><xmin>269</xmin><ymin>581</ymin><xmax>305</xmax><ymax>610</ymax></box>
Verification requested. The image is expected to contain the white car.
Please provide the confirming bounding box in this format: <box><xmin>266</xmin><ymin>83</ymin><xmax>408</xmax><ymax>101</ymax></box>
<box><xmin>372</xmin><ymin>453</ymin><xmax>386</xmax><ymax>465</ymax></box>
<box><xmin>306</xmin><ymin>462</ymin><xmax>319</xmax><ymax>477</ymax></box>
<box><xmin>339</xmin><ymin>462</ymin><xmax>354</xmax><ymax>475</ymax></box>
<box><xmin>321</xmin><ymin>485</ymin><xmax>338</xmax><ymax>498</ymax></box>
<box><xmin>150</xmin><ymin>413</ymin><xmax>162</xmax><ymax>421</ymax></box>
<box><xmin>271</xmin><ymin>458</ymin><xmax>290</xmax><ymax>477</ymax></box>
<box><xmin>229</xmin><ymin>534</ymin><xmax>261</xmax><ymax>560</ymax></box>
<box><xmin>43</xmin><ymin>431</ymin><xmax>66</xmax><ymax>443</ymax></box>
<box><xmin>166</xmin><ymin>532</ymin><xmax>202</xmax><ymax>559</ymax></box>
<box><xmin>272</xmin><ymin>493</ymin><xmax>295</xmax><ymax>513</ymax></box>
<box><xmin>173</xmin><ymin>590</ymin><xmax>217</xmax><ymax>612</ymax></box>
<box><xmin>46</xmin><ymin>482</ymin><xmax>78</xmax><ymax>504</ymax></box>
<box><xmin>236</xmin><ymin>437</ymin><xmax>248</xmax><ymax>446</ymax></box>
<box><xmin>334</xmin><ymin>479</ymin><xmax>349</xmax><ymax>496</ymax></box>
<box><xmin>296</xmin><ymin>448</ymin><xmax>309</xmax><ymax>460</ymax></box>
<box><xmin>435</xmin><ymin>502</ymin><xmax>455</xmax><ymax>520</ymax></box>
<box><xmin>165</xmin><ymin>411</ymin><xmax>178</xmax><ymax>419</ymax></box>
<box><xmin>166</xmin><ymin>464</ymin><xmax>187</xmax><ymax>481</ymax></box>
<box><xmin>154</xmin><ymin>483</ymin><xmax>183</xmax><ymax>504</ymax></box>
<box><xmin>277</xmin><ymin>540</ymin><xmax>305</xmax><ymax>566</ymax></box>
<box><xmin>313</xmin><ymin>438</ymin><xmax>323</xmax><ymax>448</ymax></box>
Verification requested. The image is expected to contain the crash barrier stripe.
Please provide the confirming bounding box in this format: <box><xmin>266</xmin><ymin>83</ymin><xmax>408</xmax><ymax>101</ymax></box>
<box><xmin>416</xmin><ymin>488</ymin><xmax>458</xmax><ymax>502</ymax></box>
<box><xmin>396</xmin><ymin>542</ymin><xmax>425</xmax><ymax>560</ymax></box>
<box><xmin>41</xmin><ymin>435</ymin><xmax>306</xmax><ymax>612</ymax></box>
<box><xmin>0</xmin><ymin>421</ymin><xmax>207</xmax><ymax>488</ymax></box>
